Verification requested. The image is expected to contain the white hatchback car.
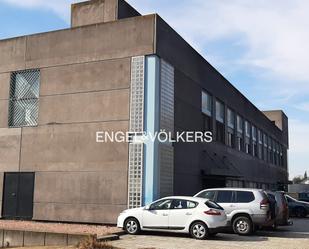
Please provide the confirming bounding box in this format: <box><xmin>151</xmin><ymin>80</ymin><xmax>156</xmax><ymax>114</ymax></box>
<box><xmin>117</xmin><ymin>196</ymin><xmax>227</xmax><ymax>240</ymax></box>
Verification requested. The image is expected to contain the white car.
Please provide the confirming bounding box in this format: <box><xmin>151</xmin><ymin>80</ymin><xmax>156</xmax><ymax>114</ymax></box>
<box><xmin>117</xmin><ymin>196</ymin><xmax>227</xmax><ymax>240</ymax></box>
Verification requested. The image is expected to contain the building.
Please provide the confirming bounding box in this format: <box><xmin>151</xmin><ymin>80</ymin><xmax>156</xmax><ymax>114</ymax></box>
<box><xmin>0</xmin><ymin>0</ymin><xmax>289</xmax><ymax>224</ymax></box>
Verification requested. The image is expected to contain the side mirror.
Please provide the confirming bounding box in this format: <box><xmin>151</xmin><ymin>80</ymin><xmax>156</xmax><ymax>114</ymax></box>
<box><xmin>144</xmin><ymin>205</ymin><xmax>151</xmax><ymax>210</ymax></box>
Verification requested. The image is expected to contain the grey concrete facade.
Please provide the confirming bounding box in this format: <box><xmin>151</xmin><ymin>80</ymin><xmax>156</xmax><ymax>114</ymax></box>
<box><xmin>0</xmin><ymin>0</ymin><xmax>288</xmax><ymax>224</ymax></box>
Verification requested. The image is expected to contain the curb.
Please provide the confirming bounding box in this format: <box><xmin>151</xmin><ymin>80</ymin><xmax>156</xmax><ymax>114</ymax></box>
<box><xmin>97</xmin><ymin>234</ymin><xmax>120</xmax><ymax>242</ymax></box>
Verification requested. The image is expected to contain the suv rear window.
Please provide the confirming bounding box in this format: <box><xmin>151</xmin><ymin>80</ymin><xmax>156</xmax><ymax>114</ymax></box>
<box><xmin>196</xmin><ymin>191</ymin><xmax>216</xmax><ymax>201</ymax></box>
<box><xmin>236</xmin><ymin>191</ymin><xmax>255</xmax><ymax>203</ymax></box>
<box><xmin>216</xmin><ymin>190</ymin><xmax>233</xmax><ymax>203</ymax></box>
<box><xmin>205</xmin><ymin>200</ymin><xmax>223</xmax><ymax>210</ymax></box>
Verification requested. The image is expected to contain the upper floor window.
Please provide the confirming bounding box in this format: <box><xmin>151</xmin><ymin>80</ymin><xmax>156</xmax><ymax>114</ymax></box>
<box><xmin>215</xmin><ymin>100</ymin><xmax>225</xmax><ymax>143</ymax></box>
<box><xmin>252</xmin><ymin>125</ymin><xmax>257</xmax><ymax>157</ymax></box>
<box><xmin>8</xmin><ymin>69</ymin><xmax>40</xmax><ymax>127</ymax></box>
<box><xmin>227</xmin><ymin>108</ymin><xmax>235</xmax><ymax>148</ymax></box>
<box><xmin>202</xmin><ymin>91</ymin><xmax>212</xmax><ymax>132</ymax></box>
<box><xmin>227</xmin><ymin>108</ymin><xmax>235</xmax><ymax>129</ymax></box>
<box><xmin>245</xmin><ymin>121</ymin><xmax>251</xmax><ymax>137</ymax></box>
<box><xmin>237</xmin><ymin>115</ymin><xmax>243</xmax><ymax>133</ymax></box>
<box><xmin>202</xmin><ymin>91</ymin><xmax>212</xmax><ymax>116</ymax></box>
<box><xmin>215</xmin><ymin>100</ymin><xmax>224</xmax><ymax>123</ymax></box>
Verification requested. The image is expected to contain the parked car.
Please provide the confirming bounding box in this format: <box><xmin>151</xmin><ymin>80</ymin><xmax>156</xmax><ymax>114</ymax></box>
<box><xmin>286</xmin><ymin>195</ymin><xmax>309</xmax><ymax>218</ymax></box>
<box><xmin>117</xmin><ymin>196</ymin><xmax>227</xmax><ymax>240</ymax></box>
<box><xmin>266</xmin><ymin>191</ymin><xmax>292</xmax><ymax>227</ymax></box>
<box><xmin>194</xmin><ymin>188</ymin><xmax>272</xmax><ymax>235</ymax></box>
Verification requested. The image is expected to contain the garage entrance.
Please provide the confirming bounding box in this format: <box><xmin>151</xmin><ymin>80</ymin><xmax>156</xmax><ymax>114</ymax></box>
<box><xmin>2</xmin><ymin>172</ymin><xmax>35</xmax><ymax>219</ymax></box>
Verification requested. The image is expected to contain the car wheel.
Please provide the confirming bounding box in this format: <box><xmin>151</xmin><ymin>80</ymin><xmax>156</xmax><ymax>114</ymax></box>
<box><xmin>295</xmin><ymin>207</ymin><xmax>307</xmax><ymax>218</ymax></box>
<box><xmin>124</xmin><ymin>218</ymin><xmax>140</xmax><ymax>235</ymax></box>
<box><xmin>190</xmin><ymin>221</ymin><xmax>209</xmax><ymax>240</ymax></box>
<box><xmin>233</xmin><ymin>216</ymin><xmax>252</xmax><ymax>235</ymax></box>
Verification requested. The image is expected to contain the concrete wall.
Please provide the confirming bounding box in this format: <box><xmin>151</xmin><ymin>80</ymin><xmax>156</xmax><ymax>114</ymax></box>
<box><xmin>0</xmin><ymin>230</ymin><xmax>90</xmax><ymax>247</ymax></box>
<box><xmin>71</xmin><ymin>0</ymin><xmax>116</xmax><ymax>27</ymax></box>
<box><xmin>0</xmin><ymin>15</ymin><xmax>155</xmax><ymax>223</ymax></box>
<box><xmin>71</xmin><ymin>0</ymin><xmax>141</xmax><ymax>28</ymax></box>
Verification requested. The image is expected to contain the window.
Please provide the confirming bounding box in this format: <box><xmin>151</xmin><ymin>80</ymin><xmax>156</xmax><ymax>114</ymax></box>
<box><xmin>205</xmin><ymin>200</ymin><xmax>223</xmax><ymax>210</ymax></box>
<box><xmin>244</xmin><ymin>121</ymin><xmax>251</xmax><ymax>154</ymax></box>
<box><xmin>286</xmin><ymin>196</ymin><xmax>295</xmax><ymax>203</ymax></box>
<box><xmin>237</xmin><ymin>115</ymin><xmax>243</xmax><ymax>133</ymax></box>
<box><xmin>245</xmin><ymin>121</ymin><xmax>250</xmax><ymax>137</ymax></box>
<box><xmin>235</xmin><ymin>191</ymin><xmax>255</xmax><ymax>203</ymax></box>
<box><xmin>227</xmin><ymin>108</ymin><xmax>234</xmax><ymax>129</ymax></box>
<box><xmin>236</xmin><ymin>115</ymin><xmax>243</xmax><ymax>151</ymax></box>
<box><xmin>9</xmin><ymin>69</ymin><xmax>40</xmax><ymax>127</ymax></box>
<box><xmin>202</xmin><ymin>91</ymin><xmax>212</xmax><ymax>132</ymax></box>
<box><xmin>216</xmin><ymin>191</ymin><xmax>233</xmax><ymax>203</ymax></box>
<box><xmin>263</xmin><ymin>133</ymin><xmax>268</xmax><ymax>161</ymax></box>
<box><xmin>258</xmin><ymin>130</ymin><xmax>263</xmax><ymax>159</ymax></box>
<box><xmin>268</xmin><ymin>136</ymin><xmax>272</xmax><ymax>163</ymax></box>
<box><xmin>196</xmin><ymin>191</ymin><xmax>216</xmax><ymax>201</ymax></box>
<box><xmin>150</xmin><ymin>199</ymin><xmax>172</xmax><ymax>210</ymax></box>
<box><xmin>202</xmin><ymin>91</ymin><xmax>212</xmax><ymax>116</ymax></box>
<box><xmin>227</xmin><ymin>108</ymin><xmax>235</xmax><ymax>148</ymax></box>
<box><xmin>252</xmin><ymin>126</ymin><xmax>257</xmax><ymax>157</ymax></box>
<box><xmin>215</xmin><ymin>100</ymin><xmax>225</xmax><ymax>143</ymax></box>
<box><xmin>171</xmin><ymin>199</ymin><xmax>198</xmax><ymax>209</ymax></box>
<box><xmin>279</xmin><ymin>145</ymin><xmax>283</xmax><ymax>166</ymax></box>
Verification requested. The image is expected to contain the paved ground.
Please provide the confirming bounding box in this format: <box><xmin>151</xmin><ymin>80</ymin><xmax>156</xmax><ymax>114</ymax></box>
<box><xmin>109</xmin><ymin>217</ymin><xmax>309</xmax><ymax>249</ymax></box>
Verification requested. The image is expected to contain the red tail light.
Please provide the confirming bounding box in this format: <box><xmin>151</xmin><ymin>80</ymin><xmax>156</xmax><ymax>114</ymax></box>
<box><xmin>260</xmin><ymin>198</ymin><xmax>270</xmax><ymax>210</ymax></box>
<box><xmin>204</xmin><ymin>209</ymin><xmax>221</xmax><ymax>216</ymax></box>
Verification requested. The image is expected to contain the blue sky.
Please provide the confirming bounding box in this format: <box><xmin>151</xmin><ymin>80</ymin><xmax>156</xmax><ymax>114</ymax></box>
<box><xmin>0</xmin><ymin>0</ymin><xmax>308</xmax><ymax>179</ymax></box>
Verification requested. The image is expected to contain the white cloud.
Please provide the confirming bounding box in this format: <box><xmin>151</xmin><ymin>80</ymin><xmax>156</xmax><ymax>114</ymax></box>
<box><xmin>129</xmin><ymin>0</ymin><xmax>309</xmax><ymax>97</ymax></box>
<box><xmin>294</xmin><ymin>102</ymin><xmax>309</xmax><ymax>112</ymax></box>
<box><xmin>0</xmin><ymin>0</ymin><xmax>83</xmax><ymax>21</ymax></box>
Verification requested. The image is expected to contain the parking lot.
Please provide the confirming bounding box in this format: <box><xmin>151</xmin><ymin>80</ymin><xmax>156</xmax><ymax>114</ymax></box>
<box><xmin>110</xmin><ymin>217</ymin><xmax>309</xmax><ymax>249</ymax></box>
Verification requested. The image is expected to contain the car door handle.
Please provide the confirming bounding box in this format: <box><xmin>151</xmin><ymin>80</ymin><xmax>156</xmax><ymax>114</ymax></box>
<box><xmin>162</xmin><ymin>213</ymin><xmax>169</xmax><ymax>216</ymax></box>
<box><xmin>185</xmin><ymin>212</ymin><xmax>192</xmax><ymax>215</ymax></box>
<box><xmin>229</xmin><ymin>204</ymin><xmax>236</xmax><ymax>207</ymax></box>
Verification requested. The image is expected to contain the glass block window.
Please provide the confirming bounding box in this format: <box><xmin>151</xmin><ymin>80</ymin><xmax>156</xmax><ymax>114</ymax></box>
<box><xmin>9</xmin><ymin>69</ymin><xmax>40</xmax><ymax>127</ymax></box>
<box><xmin>128</xmin><ymin>143</ymin><xmax>144</xmax><ymax>208</ymax></box>
<box><xmin>215</xmin><ymin>100</ymin><xmax>224</xmax><ymax>123</ymax></box>
<box><xmin>202</xmin><ymin>91</ymin><xmax>212</xmax><ymax>116</ymax></box>
<box><xmin>130</xmin><ymin>56</ymin><xmax>145</xmax><ymax>132</ymax></box>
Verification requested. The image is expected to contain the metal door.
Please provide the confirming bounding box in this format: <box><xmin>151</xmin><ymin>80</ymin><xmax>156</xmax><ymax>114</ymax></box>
<box><xmin>2</xmin><ymin>173</ymin><xmax>19</xmax><ymax>217</ymax></box>
<box><xmin>2</xmin><ymin>172</ymin><xmax>35</xmax><ymax>219</ymax></box>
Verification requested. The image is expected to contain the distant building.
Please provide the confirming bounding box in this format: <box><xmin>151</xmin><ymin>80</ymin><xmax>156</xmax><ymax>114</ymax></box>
<box><xmin>289</xmin><ymin>178</ymin><xmax>309</xmax><ymax>193</ymax></box>
<box><xmin>0</xmin><ymin>0</ymin><xmax>289</xmax><ymax>224</ymax></box>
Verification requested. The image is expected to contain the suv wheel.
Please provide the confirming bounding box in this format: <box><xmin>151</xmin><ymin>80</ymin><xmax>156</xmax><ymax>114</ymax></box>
<box><xmin>124</xmin><ymin>218</ymin><xmax>140</xmax><ymax>235</ymax></box>
<box><xmin>190</xmin><ymin>221</ymin><xmax>209</xmax><ymax>240</ymax></box>
<box><xmin>295</xmin><ymin>207</ymin><xmax>307</xmax><ymax>218</ymax></box>
<box><xmin>233</xmin><ymin>216</ymin><xmax>252</xmax><ymax>235</ymax></box>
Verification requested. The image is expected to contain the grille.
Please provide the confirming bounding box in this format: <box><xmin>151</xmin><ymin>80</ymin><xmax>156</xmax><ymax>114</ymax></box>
<box><xmin>9</xmin><ymin>69</ymin><xmax>40</xmax><ymax>127</ymax></box>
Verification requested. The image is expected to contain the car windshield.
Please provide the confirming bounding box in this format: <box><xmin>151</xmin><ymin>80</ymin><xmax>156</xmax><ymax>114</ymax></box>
<box><xmin>286</xmin><ymin>195</ymin><xmax>297</xmax><ymax>202</ymax></box>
